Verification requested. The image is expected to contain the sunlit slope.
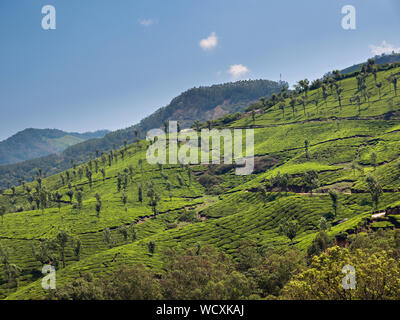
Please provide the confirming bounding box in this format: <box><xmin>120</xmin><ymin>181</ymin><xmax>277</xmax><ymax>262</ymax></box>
<box><xmin>2</xmin><ymin>64</ymin><xmax>400</xmax><ymax>299</ymax></box>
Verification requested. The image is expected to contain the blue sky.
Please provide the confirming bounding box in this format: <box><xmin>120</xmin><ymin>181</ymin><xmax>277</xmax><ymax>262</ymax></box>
<box><xmin>0</xmin><ymin>0</ymin><xmax>399</xmax><ymax>141</ymax></box>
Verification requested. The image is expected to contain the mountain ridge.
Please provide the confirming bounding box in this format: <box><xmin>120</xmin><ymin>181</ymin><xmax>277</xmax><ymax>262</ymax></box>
<box><xmin>0</xmin><ymin>128</ymin><xmax>109</xmax><ymax>166</ymax></box>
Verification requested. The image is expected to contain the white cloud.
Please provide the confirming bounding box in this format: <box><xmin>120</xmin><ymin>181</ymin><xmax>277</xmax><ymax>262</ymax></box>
<box><xmin>139</xmin><ymin>19</ymin><xmax>156</xmax><ymax>27</ymax></box>
<box><xmin>199</xmin><ymin>32</ymin><xmax>218</xmax><ymax>51</ymax></box>
<box><xmin>228</xmin><ymin>64</ymin><xmax>249</xmax><ymax>79</ymax></box>
<box><xmin>369</xmin><ymin>40</ymin><xmax>400</xmax><ymax>55</ymax></box>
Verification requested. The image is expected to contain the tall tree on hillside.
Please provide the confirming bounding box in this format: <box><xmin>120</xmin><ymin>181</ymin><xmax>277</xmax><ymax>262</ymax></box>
<box><xmin>76</xmin><ymin>191</ymin><xmax>83</xmax><ymax>213</ymax></box>
<box><xmin>279</xmin><ymin>103</ymin><xmax>285</xmax><ymax>118</ymax></box>
<box><xmin>376</xmin><ymin>82</ymin><xmax>382</xmax><ymax>99</ymax></box>
<box><xmin>95</xmin><ymin>193</ymin><xmax>102</xmax><ymax>218</ymax></box>
<box><xmin>122</xmin><ymin>192</ymin><xmax>128</xmax><ymax>211</ymax></box>
<box><xmin>0</xmin><ymin>206</ymin><xmax>6</xmax><ymax>225</ymax></box>
<box><xmin>322</xmin><ymin>84</ymin><xmax>329</xmax><ymax>106</ymax></box>
<box><xmin>304</xmin><ymin>140</ymin><xmax>310</xmax><ymax>160</ymax></box>
<box><xmin>304</xmin><ymin>170</ymin><xmax>319</xmax><ymax>195</ymax></box>
<box><xmin>39</xmin><ymin>190</ymin><xmax>47</xmax><ymax>214</ymax></box>
<box><xmin>328</xmin><ymin>189</ymin><xmax>339</xmax><ymax>217</ymax></box>
<box><xmin>279</xmin><ymin>220</ymin><xmax>300</xmax><ymax>245</ymax></box>
<box><xmin>332</xmin><ymin>70</ymin><xmax>341</xmax><ymax>81</ymax></box>
<box><xmin>366</xmin><ymin>175</ymin><xmax>383</xmax><ymax>211</ymax></box>
<box><xmin>55</xmin><ymin>230</ymin><xmax>69</xmax><ymax>268</ymax></box>
<box><xmin>103</xmin><ymin>228</ymin><xmax>113</xmax><ymax>248</ymax></box>
<box><xmin>336</xmin><ymin>87</ymin><xmax>343</xmax><ymax>110</ymax></box>
<box><xmin>193</xmin><ymin>120</ymin><xmax>201</xmax><ymax>132</ymax></box>
<box><xmin>390</xmin><ymin>75</ymin><xmax>398</xmax><ymax>95</ymax></box>
<box><xmin>352</xmin><ymin>94</ymin><xmax>361</xmax><ymax>114</ymax></box>
<box><xmin>147</xmin><ymin>189</ymin><xmax>160</xmax><ymax>216</ymax></box>
<box><xmin>138</xmin><ymin>186</ymin><xmax>143</xmax><ymax>204</ymax></box>
<box><xmin>0</xmin><ymin>244</ymin><xmax>21</xmax><ymax>291</ymax></box>
<box><xmin>74</xmin><ymin>238</ymin><xmax>81</xmax><ymax>261</ymax></box>
<box><xmin>54</xmin><ymin>192</ymin><xmax>63</xmax><ymax>212</ymax></box>
<box><xmin>259</xmin><ymin>97</ymin><xmax>267</xmax><ymax>109</ymax></box>
<box><xmin>370</xmin><ymin>152</ymin><xmax>378</xmax><ymax>170</ymax></box>
<box><xmin>299</xmin><ymin>96</ymin><xmax>307</xmax><ymax>116</ymax></box>
<box><xmin>163</xmin><ymin>121</ymin><xmax>168</xmax><ymax>134</ymax></box>
<box><xmin>298</xmin><ymin>79</ymin><xmax>310</xmax><ymax>97</ymax></box>
<box><xmin>66</xmin><ymin>190</ymin><xmax>74</xmax><ymax>203</ymax></box>
<box><xmin>148</xmin><ymin>241</ymin><xmax>156</xmax><ymax>254</ymax></box>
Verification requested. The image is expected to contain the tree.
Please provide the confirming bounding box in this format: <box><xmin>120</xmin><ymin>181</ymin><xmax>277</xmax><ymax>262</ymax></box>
<box><xmin>259</xmin><ymin>97</ymin><xmax>267</xmax><ymax>108</ymax></box>
<box><xmin>147</xmin><ymin>189</ymin><xmax>160</xmax><ymax>216</ymax></box>
<box><xmin>319</xmin><ymin>217</ymin><xmax>329</xmax><ymax>231</ymax></box>
<box><xmin>371</xmin><ymin>152</ymin><xmax>377</xmax><ymax>170</ymax></box>
<box><xmin>336</xmin><ymin>87</ymin><xmax>343</xmax><ymax>109</ymax></box>
<box><xmin>95</xmin><ymin>194</ymin><xmax>102</xmax><ymax>218</ymax></box>
<box><xmin>39</xmin><ymin>190</ymin><xmax>48</xmax><ymax>214</ymax></box>
<box><xmin>54</xmin><ymin>191</ymin><xmax>63</xmax><ymax>212</ymax></box>
<box><xmin>187</xmin><ymin>166</ymin><xmax>192</xmax><ymax>186</ymax></box>
<box><xmin>322</xmin><ymin>84</ymin><xmax>329</xmax><ymax>106</ymax></box>
<box><xmin>193</xmin><ymin>120</ymin><xmax>201</xmax><ymax>132</ymax></box>
<box><xmin>130</xmin><ymin>225</ymin><xmax>137</xmax><ymax>241</ymax></box>
<box><xmin>388</xmin><ymin>74</ymin><xmax>398</xmax><ymax>95</ymax></box>
<box><xmin>297</xmin><ymin>79</ymin><xmax>310</xmax><ymax>97</ymax></box>
<box><xmin>366</xmin><ymin>175</ymin><xmax>382</xmax><ymax>211</ymax></box>
<box><xmin>138</xmin><ymin>186</ymin><xmax>143</xmax><ymax>203</ymax></box>
<box><xmin>328</xmin><ymin>189</ymin><xmax>339</xmax><ymax>217</ymax></box>
<box><xmin>117</xmin><ymin>225</ymin><xmax>128</xmax><ymax>242</ymax></box>
<box><xmin>299</xmin><ymin>96</ymin><xmax>307</xmax><ymax>115</ymax></box>
<box><xmin>56</xmin><ymin>230</ymin><xmax>69</xmax><ymax>268</ymax></box>
<box><xmin>278</xmin><ymin>102</ymin><xmax>285</xmax><ymax>118</ymax></box>
<box><xmin>148</xmin><ymin>240</ymin><xmax>156</xmax><ymax>254</ymax></box>
<box><xmin>289</xmin><ymin>98</ymin><xmax>296</xmax><ymax>116</ymax></box>
<box><xmin>122</xmin><ymin>192</ymin><xmax>128</xmax><ymax>211</ymax></box>
<box><xmin>307</xmin><ymin>231</ymin><xmax>332</xmax><ymax>258</ymax></box>
<box><xmin>304</xmin><ymin>170</ymin><xmax>319</xmax><ymax>194</ymax></box>
<box><xmin>86</xmin><ymin>170</ymin><xmax>93</xmax><ymax>188</ymax></box>
<box><xmin>304</xmin><ymin>140</ymin><xmax>310</xmax><ymax>160</ymax></box>
<box><xmin>76</xmin><ymin>191</ymin><xmax>83</xmax><ymax>213</ymax></box>
<box><xmin>0</xmin><ymin>206</ymin><xmax>6</xmax><ymax>225</ymax></box>
<box><xmin>376</xmin><ymin>82</ymin><xmax>382</xmax><ymax>99</ymax></box>
<box><xmin>103</xmin><ymin>228</ymin><xmax>113</xmax><ymax>248</ymax></box>
<box><xmin>0</xmin><ymin>245</ymin><xmax>21</xmax><ymax>291</ymax></box>
<box><xmin>353</xmin><ymin>94</ymin><xmax>361</xmax><ymax>113</ymax></box>
<box><xmin>74</xmin><ymin>238</ymin><xmax>81</xmax><ymax>261</ymax></box>
<box><xmin>279</xmin><ymin>220</ymin><xmax>299</xmax><ymax>244</ymax></box>
<box><xmin>282</xmin><ymin>247</ymin><xmax>400</xmax><ymax>300</ymax></box>
<box><xmin>117</xmin><ymin>174</ymin><xmax>122</xmax><ymax>193</ymax></box>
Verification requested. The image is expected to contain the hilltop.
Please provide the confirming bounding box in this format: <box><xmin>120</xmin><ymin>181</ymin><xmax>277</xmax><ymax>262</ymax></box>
<box><xmin>0</xmin><ymin>129</ymin><xmax>109</xmax><ymax>166</ymax></box>
<box><xmin>0</xmin><ymin>61</ymin><xmax>400</xmax><ymax>299</ymax></box>
<box><xmin>131</xmin><ymin>79</ymin><xmax>286</xmax><ymax>136</ymax></box>
<box><xmin>341</xmin><ymin>52</ymin><xmax>400</xmax><ymax>74</ymax></box>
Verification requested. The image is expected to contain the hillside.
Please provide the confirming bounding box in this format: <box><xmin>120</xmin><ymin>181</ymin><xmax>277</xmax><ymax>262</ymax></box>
<box><xmin>131</xmin><ymin>80</ymin><xmax>286</xmax><ymax>136</ymax></box>
<box><xmin>1</xmin><ymin>61</ymin><xmax>400</xmax><ymax>299</ymax></box>
<box><xmin>0</xmin><ymin>80</ymin><xmax>283</xmax><ymax>189</ymax></box>
<box><xmin>341</xmin><ymin>52</ymin><xmax>400</xmax><ymax>74</ymax></box>
<box><xmin>0</xmin><ymin>129</ymin><xmax>109</xmax><ymax>166</ymax></box>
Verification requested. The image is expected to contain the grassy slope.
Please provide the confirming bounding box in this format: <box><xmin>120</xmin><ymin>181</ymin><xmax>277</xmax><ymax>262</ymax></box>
<box><xmin>2</xmin><ymin>65</ymin><xmax>400</xmax><ymax>299</ymax></box>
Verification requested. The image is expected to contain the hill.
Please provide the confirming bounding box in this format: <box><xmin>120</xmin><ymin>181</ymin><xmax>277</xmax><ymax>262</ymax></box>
<box><xmin>0</xmin><ymin>129</ymin><xmax>109</xmax><ymax>166</ymax></box>
<box><xmin>341</xmin><ymin>52</ymin><xmax>400</xmax><ymax>74</ymax></box>
<box><xmin>0</xmin><ymin>80</ymin><xmax>284</xmax><ymax>188</ymax></box>
<box><xmin>131</xmin><ymin>79</ymin><xmax>286</xmax><ymax>136</ymax></box>
<box><xmin>1</xmin><ymin>61</ymin><xmax>400</xmax><ymax>299</ymax></box>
